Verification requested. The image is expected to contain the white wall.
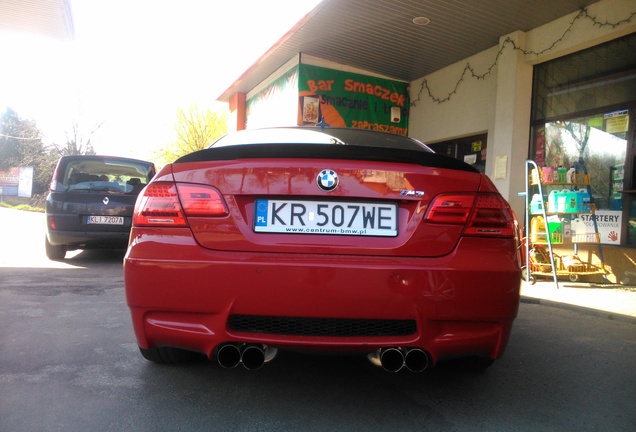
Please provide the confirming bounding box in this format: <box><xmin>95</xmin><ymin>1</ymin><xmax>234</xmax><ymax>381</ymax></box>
<box><xmin>408</xmin><ymin>45</ymin><xmax>499</xmax><ymax>145</ymax></box>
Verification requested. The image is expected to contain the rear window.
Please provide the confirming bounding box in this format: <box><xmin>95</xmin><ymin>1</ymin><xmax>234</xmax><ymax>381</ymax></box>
<box><xmin>211</xmin><ymin>127</ymin><xmax>433</xmax><ymax>153</ymax></box>
<box><xmin>52</xmin><ymin>158</ymin><xmax>153</xmax><ymax>194</ymax></box>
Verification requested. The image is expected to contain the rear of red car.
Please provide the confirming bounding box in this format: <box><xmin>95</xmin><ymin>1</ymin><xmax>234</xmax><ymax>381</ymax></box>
<box><xmin>124</xmin><ymin>128</ymin><xmax>520</xmax><ymax>372</ymax></box>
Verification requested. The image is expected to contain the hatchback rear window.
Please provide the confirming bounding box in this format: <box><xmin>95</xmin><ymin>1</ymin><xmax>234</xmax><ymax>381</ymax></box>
<box><xmin>54</xmin><ymin>158</ymin><xmax>153</xmax><ymax>194</ymax></box>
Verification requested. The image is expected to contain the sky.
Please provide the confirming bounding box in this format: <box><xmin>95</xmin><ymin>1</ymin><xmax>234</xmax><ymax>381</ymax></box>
<box><xmin>0</xmin><ymin>0</ymin><xmax>322</xmax><ymax>160</ymax></box>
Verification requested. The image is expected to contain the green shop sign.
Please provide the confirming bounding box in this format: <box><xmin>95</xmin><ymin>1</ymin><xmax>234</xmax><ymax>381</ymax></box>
<box><xmin>298</xmin><ymin>64</ymin><xmax>409</xmax><ymax>135</ymax></box>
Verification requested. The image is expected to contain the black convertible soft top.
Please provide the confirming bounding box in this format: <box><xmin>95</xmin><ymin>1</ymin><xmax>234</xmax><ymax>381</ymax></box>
<box><xmin>174</xmin><ymin>127</ymin><xmax>478</xmax><ymax>173</ymax></box>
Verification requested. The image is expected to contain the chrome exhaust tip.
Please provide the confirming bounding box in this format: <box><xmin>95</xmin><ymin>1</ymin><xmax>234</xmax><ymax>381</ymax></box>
<box><xmin>380</xmin><ymin>347</ymin><xmax>405</xmax><ymax>373</ymax></box>
<box><xmin>241</xmin><ymin>345</ymin><xmax>266</xmax><ymax>371</ymax></box>
<box><xmin>404</xmin><ymin>348</ymin><xmax>430</xmax><ymax>373</ymax></box>
<box><xmin>262</xmin><ymin>345</ymin><xmax>278</xmax><ymax>364</ymax></box>
<box><xmin>368</xmin><ymin>347</ymin><xmax>430</xmax><ymax>373</ymax></box>
<box><xmin>217</xmin><ymin>343</ymin><xmax>278</xmax><ymax>370</ymax></box>
<box><xmin>217</xmin><ymin>343</ymin><xmax>241</xmax><ymax>369</ymax></box>
<box><xmin>241</xmin><ymin>345</ymin><xmax>278</xmax><ymax>370</ymax></box>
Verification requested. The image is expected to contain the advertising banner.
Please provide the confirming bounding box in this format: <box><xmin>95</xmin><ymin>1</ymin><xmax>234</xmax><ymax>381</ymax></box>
<box><xmin>0</xmin><ymin>167</ymin><xmax>33</xmax><ymax>197</ymax></box>
<box><xmin>298</xmin><ymin>64</ymin><xmax>409</xmax><ymax>135</ymax></box>
<box><xmin>571</xmin><ymin>210</ymin><xmax>622</xmax><ymax>245</ymax></box>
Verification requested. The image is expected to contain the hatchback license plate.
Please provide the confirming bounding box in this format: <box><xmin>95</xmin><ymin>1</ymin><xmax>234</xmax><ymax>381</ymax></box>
<box><xmin>86</xmin><ymin>216</ymin><xmax>124</xmax><ymax>225</ymax></box>
<box><xmin>254</xmin><ymin>199</ymin><xmax>397</xmax><ymax>236</ymax></box>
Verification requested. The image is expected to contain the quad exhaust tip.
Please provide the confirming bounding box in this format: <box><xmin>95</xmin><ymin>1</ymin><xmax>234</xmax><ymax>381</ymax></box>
<box><xmin>216</xmin><ymin>343</ymin><xmax>277</xmax><ymax>370</ymax></box>
<box><xmin>217</xmin><ymin>343</ymin><xmax>429</xmax><ymax>373</ymax></box>
<box><xmin>368</xmin><ymin>347</ymin><xmax>430</xmax><ymax>373</ymax></box>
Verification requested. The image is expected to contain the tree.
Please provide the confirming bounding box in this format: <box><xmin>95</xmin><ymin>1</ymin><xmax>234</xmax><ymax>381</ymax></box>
<box><xmin>0</xmin><ymin>107</ymin><xmax>56</xmax><ymax>195</ymax></box>
<box><xmin>1</xmin><ymin>109</ymin><xmax>104</xmax><ymax>199</ymax></box>
<box><xmin>154</xmin><ymin>104</ymin><xmax>229</xmax><ymax>166</ymax></box>
<box><xmin>52</xmin><ymin>119</ymin><xmax>100</xmax><ymax>156</ymax></box>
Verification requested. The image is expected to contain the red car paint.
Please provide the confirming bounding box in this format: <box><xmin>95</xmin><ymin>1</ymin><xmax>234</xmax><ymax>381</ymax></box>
<box><xmin>124</xmin><ymin>127</ymin><xmax>520</xmax><ymax>371</ymax></box>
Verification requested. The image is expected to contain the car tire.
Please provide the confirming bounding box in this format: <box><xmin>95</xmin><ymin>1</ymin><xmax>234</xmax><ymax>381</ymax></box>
<box><xmin>45</xmin><ymin>237</ymin><xmax>66</xmax><ymax>261</ymax></box>
<box><xmin>138</xmin><ymin>346</ymin><xmax>203</xmax><ymax>364</ymax></box>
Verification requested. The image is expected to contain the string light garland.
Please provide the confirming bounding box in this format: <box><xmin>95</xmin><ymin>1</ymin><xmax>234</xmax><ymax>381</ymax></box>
<box><xmin>410</xmin><ymin>8</ymin><xmax>636</xmax><ymax>107</ymax></box>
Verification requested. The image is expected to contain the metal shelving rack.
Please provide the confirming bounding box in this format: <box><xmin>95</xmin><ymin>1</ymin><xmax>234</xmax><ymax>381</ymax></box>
<box><xmin>523</xmin><ymin>159</ymin><xmax>607</xmax><ymax>288</ymax></box>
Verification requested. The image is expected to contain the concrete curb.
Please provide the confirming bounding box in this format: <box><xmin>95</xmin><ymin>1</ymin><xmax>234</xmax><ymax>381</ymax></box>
<box><xmin>520</xmin><ymin>296</ymin><xmax>636</xmax><ymax>324</ymax></box>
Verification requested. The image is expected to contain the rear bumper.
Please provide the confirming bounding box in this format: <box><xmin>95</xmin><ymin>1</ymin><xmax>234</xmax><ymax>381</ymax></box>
<box><xmin>47</xmin><ymin>229</ymin><xmax>130</xmax><ymax>249</ymax></box>
<box><xmin>124</xmin><ymin>228</ymin><xmax>521</xmax><ymax>364</ymax></box>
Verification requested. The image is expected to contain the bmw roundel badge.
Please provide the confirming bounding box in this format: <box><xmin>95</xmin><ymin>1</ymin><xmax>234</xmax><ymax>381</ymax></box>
<box><xmin>316</xmin><ymin>169</ymin><xmax>339</xmax><ymax>192</ymax></box>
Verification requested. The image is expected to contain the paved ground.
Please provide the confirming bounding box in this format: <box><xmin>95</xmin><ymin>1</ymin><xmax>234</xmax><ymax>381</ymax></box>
<box><xmin>521</xmin><ymin>280</ymin><xmax>636</xmax><ymax>323</ymax></box>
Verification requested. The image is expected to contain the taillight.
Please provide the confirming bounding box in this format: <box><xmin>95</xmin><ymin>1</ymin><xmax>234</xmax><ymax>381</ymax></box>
<box><xmin>134</xmin><ymin>182</ymin><xmax>186</xmax><ymax>227</ymax></box>
<box><xmin>133</xmin><ymin>182</ymin><xmax>228</xmax><ymax>227</ymax></box>
<box><xmin>463</xmin><ymin>194</ymin><xmax>515</xmax><ymax>237</ymax></box>
<box><xmin>48</xmin><ymin>216</ymin><xmax>57</xmax><ymax>230</ymax></box>
<box><xmin>50</xmin><ymin>160</ymin><xmax>64</xmax><ymax>191</ymax></box>
<box><xmin>426</xmin><ymin>193</ymin><xmax>514</xmax><ymax>237</ymax></box>
<box><xmin>176</xmin><ymin>184</ymin><xmax>228</xmax><ymax>217</ymax></box>
<box><xmin>425</xmin><ymin>194</ymin><xmax>475</xmax><ymax>224</ymax></box>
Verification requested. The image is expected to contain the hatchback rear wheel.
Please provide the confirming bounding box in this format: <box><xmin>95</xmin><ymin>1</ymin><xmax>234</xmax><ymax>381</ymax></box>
<box><xmin>45</xmin><ymin>236</ymin><xmax>66</xmax><ymax>260</ymax></box>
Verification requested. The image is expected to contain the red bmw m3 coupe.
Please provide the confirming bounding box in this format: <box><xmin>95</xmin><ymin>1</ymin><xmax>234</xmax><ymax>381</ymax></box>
<box><xmin>124</xmin><ymin>127</ymin><xmax>521</xmax><ymax>372</ymax></box>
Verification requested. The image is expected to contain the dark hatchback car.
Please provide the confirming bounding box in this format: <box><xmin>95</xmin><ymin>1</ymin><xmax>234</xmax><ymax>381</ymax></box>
<box><xmin>45</xmin><ymin>155</ymin><xmax>156</xmax><ymax>260</ymax></box>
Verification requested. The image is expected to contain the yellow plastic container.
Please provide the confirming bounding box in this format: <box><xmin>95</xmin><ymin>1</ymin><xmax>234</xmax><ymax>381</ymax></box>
<box><xmin>531</xmin><ymin>216</ymin><xmax>546</xmax><ymax>243</ymax></box>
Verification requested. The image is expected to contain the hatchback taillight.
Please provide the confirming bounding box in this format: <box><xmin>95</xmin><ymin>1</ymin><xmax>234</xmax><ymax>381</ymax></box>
<box><xmin>47</xmin><ymin>216</ymin><xmax>57</xmax><ymax>230</ymax></box>
<box><xmin>49</xmin><ymin>160</ymin><xmax>64</xmax><ymax>191</ymax></box>
<box><xmin>425</xmin><ymin>192</ymin><xmax>515</xmax><ymax>237</ymax></box>
<box><xmin>133</xmin><ymin>182</ymin><xmax>228</xmax><ymax>227</ymax></box>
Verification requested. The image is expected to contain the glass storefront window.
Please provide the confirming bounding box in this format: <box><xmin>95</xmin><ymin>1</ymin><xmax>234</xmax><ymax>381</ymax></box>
<box><xmin>532</xmin><ymin>34</ymin><xmax>636</xmax><ymax>122</ymax></box>
<box><xmin>533</xmin><ymin>111</ymin><xmax>628</xmax><ymax>211</ymax></box>
<box><xmin>628</xmin><ymin>119</ymin><xmax>636</xmax><ymax>246</ymax></box>
<box><xmin>531</xmin><ymin>109</ymin><xmax>635</xmax><ymax>246</ymax></box>
<box><xmin>531</xmin><ymin>34</ymin><xmax>636</xmax><ymax>246</ymax></box>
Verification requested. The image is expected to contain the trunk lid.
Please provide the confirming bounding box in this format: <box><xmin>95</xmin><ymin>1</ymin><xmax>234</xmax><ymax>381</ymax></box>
<box><xmin>169</xmin><ymin>146</ymin><xmax>485</xmax><ymax>257</ymax></box>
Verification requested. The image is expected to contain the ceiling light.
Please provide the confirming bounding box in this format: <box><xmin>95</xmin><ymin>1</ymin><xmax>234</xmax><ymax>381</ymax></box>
<box><xmin>413</xmin><ymin>16</ymin><xmax>431</xmax><ymax>26</ymax></box>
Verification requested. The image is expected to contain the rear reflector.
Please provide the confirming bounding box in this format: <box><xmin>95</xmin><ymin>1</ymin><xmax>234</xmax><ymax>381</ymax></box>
<box><xmin>133</xmin><ymin>182</ymin><xmax>228</xmax><ymax>227</ymax></box>
<box><xmin>426</xmin><ymin>192</ymin><xmax>514</xmax><ymax>237</ymax></box>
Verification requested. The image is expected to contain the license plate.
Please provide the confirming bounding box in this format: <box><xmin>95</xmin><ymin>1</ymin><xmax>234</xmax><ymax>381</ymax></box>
<box><xmin>86</xmin><ymin>216</ymin><xmax>124</xmax><ymax>225</ymax></box>
<box><xmin>254</xmin><ymin>199</ymin><xmax>397</xmax><ymax>236</ymax></box>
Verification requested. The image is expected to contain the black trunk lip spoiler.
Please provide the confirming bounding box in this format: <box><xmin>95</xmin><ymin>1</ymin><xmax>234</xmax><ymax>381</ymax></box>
<box><xmin>174</xmin><ymin>144</ymin><xmax>478</xmax><ymax>173</ymax></box>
